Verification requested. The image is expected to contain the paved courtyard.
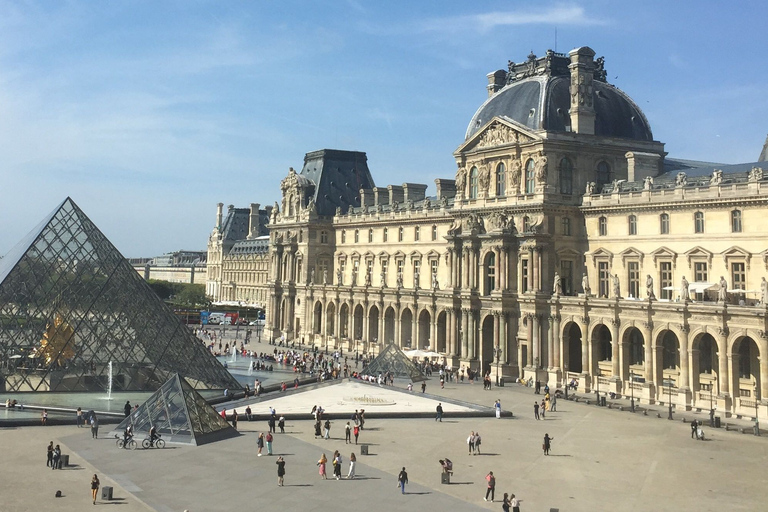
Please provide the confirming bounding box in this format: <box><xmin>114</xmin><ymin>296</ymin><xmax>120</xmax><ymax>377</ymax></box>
<box><xmin>4</xmin><ymin>376</ymin><xmax>768</xmax><ymax>512</ymax></box>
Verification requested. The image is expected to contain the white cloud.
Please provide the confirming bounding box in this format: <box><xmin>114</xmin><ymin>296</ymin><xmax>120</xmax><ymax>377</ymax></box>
<box><xmin>420</xmin><ymin>5</ymin><xmax>608</xmax><ymax>33</ymax></box>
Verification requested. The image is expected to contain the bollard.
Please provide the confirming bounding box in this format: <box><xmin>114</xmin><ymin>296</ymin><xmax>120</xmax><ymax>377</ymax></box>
<box><xmin>441</xmin><ymin>473</ymin><xmax>451</xmax><ymax>484</ymax></box>
<box><xmin>102</xmin><ymin>486</ymin><xmax>113</xmax><ymax>501</ymax></box>
<box><xmin>360</xmin><ymin>444</ymin><xmax>369</xmax><ymax>455</ymax></box>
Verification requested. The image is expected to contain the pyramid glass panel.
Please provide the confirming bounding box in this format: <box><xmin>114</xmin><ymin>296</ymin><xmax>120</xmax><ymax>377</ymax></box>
<box><xmin>115</xmin><ymin>374</ymin><xmax>237</xmax><ymax>445</ymax></box>
<box><xmin>0</xmin><ymin>198</ymin><xmax>240</xmax><ymax>394</ymax></box>
<box><xmin>360</xmin><ymin>343</ymin><xmax>426</xmax><ymax>382</ymax></box>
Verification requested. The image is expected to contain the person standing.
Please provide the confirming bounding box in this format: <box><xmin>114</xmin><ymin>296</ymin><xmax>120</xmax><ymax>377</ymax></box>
<box><xmin>52</xmin><ymin>444</ymin><xmax>61</xmax><ymax>470</ymax></box>
<box><xmin>278</xmin><ymin>415</ymin><xmax>285</xmax><ymax>433</ymax></box>
<box><xmin>232</xmin><ymin>409</ymin><xmax>238</xmax><ymax>430</ymax></box>
<box><xmin>318</xmin><ymin>453</ymin><xmax>328</xmax><ymax>479</ymax></box>
<box><xmin>123</xmin><ymin>401</ymin><xmax>131</xmax><ymax>417</ymax></box>
<box><xmin>332</xmin><ymin>450</ymin><xmax>342</xmax><ymax>480</ymax></box>
<box><xmin>494</xmin><ymin>399</ymin><xmax>501</xmax><ymax>419</ymax></box>
<box><xmin>540</xmin><ymin>399</ymin><xmax>546</xmax><ymax>419</ymax></box>
<box><xmin>502</xmin><ymin>493</ymin><xmax>511</xmax><ymax>512</ymax></box>
<box><xmin>257</xmin><ymin>432</ymin><xmax>264</xmax><ymax>456</ymax></box>
<box><xmin>266</xmin><ymin>432</ymin><xmax>273</xmax><ymax>455</ymax></box>
<box><xmin>76</xmin><ymin>407</ymin><xmax>83</xmax><ymax>428</ymax></box>
<box><xmin>276</xmin><ymin>456</ymin><xmax>286</xmax><ymax>486</ymax></box>
<box><xmin>268</xmin><ymin>415</ymin><xmax>276</xmax><ymax>434</ymax></box>
<box><xmin>543</xmin><ymin>433</ymin><xmax>554</xmax><ymax>455</ymax></box>
<box><xmin>245</xmin><ymin>406</ymin><xmax>252</xmax><ymax>421</ymax></box>
<box><xmin>353</xmin><ymin>424</ymin><xmax>360</xmax><ymax>445</ymax></box>
<box><xmin>484</xmin><ymin>471</ymin><xmax>495</xmax><ymax>502</ymax></box>
<box><xmin>90</xmin><ymin>413</ymin><xmax>99</xmax><ymax>439</ymax></box>
<box><xmin>421</xmin><ymin>381</ymin><xmax>427</xmax><ymax>393</ymax></box>
<box><xmin>436</xmin><ymin>403</ymin><xmax>443</xmax><ymax>422</ymax></box>
<box><xmin>91</xmin><ymin>474</ymin><xmax>100</xmax><ymax>505</ymax></box>
<box><xmin>550</xmin><ymin>393</ymin><xmax>557</xmax><ymax>412</ymax></box>
<box><xmin>534</xmin><ymin>401</ymin><xmax>540</xmax><ymax>420</ymax></box>
<box><xmin>474</xmin><ymin>432</ymin><xmax>482</xmax><ymax>455</ymax></box>
<box><xmin>467</xmin><ymin>431</ymin><xmax>475</xmax><ymax>454</ymax></box>
<box><xmin>324</xmin><ymin>418</ymin><xmax>331</xmax><ymax>439</ymax></box>
<box><xmin>347</xmin><ymin>452</ymin><xmax>356</xmax><ymax>479</ymax></box>
<box><xmin>41</xmin><ymin>409</ymin><xmax>48</xmax><ymax>426</ymax></box>
<box><xmin>397</xmin><ymin>467</ymin><xmax>409</xmax><ymax>494</ymax></box>
<box><xmin>510</xmin><ymin>493</ymin><xmax>520</xmax><ymax>512</ymax></box>
<box><xmin>345</xmin><ymin>422</ymin><xmax>351</xmax><ymax>443</ymax></box>
<box><xmin>691</xmin><ymin>420</ymin><xmax>698</xmax><ymax>439</ymax></box>
<box><xmin>46</xmin><ymin>441</ymin><xmax>53</xmax><ymax>468</ymax></box>
<box><xmin>358</xmin><ymin>409</ymin><xmax>365</xmax><ymax>430</ymax></box>
<box><xmin>314</xmin><ymin>419</ymin><xmax>322</xmax><ymax>438</ymax></box>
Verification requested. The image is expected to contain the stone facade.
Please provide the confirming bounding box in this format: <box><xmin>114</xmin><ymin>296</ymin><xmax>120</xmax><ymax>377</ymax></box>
<box><xmin>217</xmin><ymin>46</ymin><xmax>768</xmax><ymax>419</ymax></box>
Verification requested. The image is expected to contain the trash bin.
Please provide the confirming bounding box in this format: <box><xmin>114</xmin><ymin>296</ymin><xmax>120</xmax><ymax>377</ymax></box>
<box><xmin>441</xmin><ymin>472</ymin><xmax>451</xmax><ymax>484</ymax></box>
<box><xmin>600</xmin><ymin>396</ymin><xmax>606</xmax><ymax>407</ymax></box>
<box><xmin>714</xmin><ymin>416</ymin><xmax>721</xmax><ymax>428</ymax></box>
<box><xmin>499</xmin><ymin>377</ymin><xmax>504</xmax><ymax>387</ymax></box>
<box><xmin>59</xmin><ymin>454</ymin><xmax>69</xmax><ymax>468</ymax></box>
<box><xmin>102</xmin><ymin>486</ymin><xmax>113</xmax><ymax>501</ymax></box>
<box><xmin>360</xmin><ymin>444</ymin><xmax>369</xmax><ymax>455</ymax></box>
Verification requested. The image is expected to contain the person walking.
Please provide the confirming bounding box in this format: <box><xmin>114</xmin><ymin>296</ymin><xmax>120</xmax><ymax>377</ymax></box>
<box><xmin>345</xmin><ymin>422</ymin><xmax>352</xmax><ymax>444</ymax></box>
<box><xmin>91</xmin><ymin>474</ymin><xmax>100</xmax><ymax>505</ymax></box>
<box><xmin>467</xmin><ymin>431</ymin><xmax>475</xmax><ymax>454</ymax></box>
<box><xmin>46</xmin><ymin>441</ymin><xmax>54</xmax><ymax>468</ymax></box>
<box><xmin>276</xmin><ymin>456</ymin><xmax>286</xmax><ymax>486</ymax></box>
<box><xmin>436</xmin><ymin>403</ymin><xmax>443</xmax><ymax>422</ymax></box>
<box><xmin>540</xmin><ymin>399</ymin><xmax>546</xmax><ymax>419</ymax></box>
<box><xmin>266</xmin><ymin>431</ymin><xmax>274</xmax><ymax>455</ymax></box>
<box><xmin>353</xmin><ymin>424</ymin><xmax>360</xmax><ymax>445</ymax></box>
<box><xmin>90</xmin><ymin>413</ymin><xmax>99</xmax><ymax>439</ymax></box>
<box><xmin>245</xmin><ymin>405</ymin><xmax>252</xmax><ymax>421</ymax></box>
<box><xmin>332</xmin><ymin>450</ymin><xmax>342</xmax><ymax>480</ymax></box>
<box><xmin>474</xmin><ymin>432</ymin><xmax>482</xmax><ymax>455</ymax></box>
<box><xmin>257</xmin><ymin>432</ymin><xmax>265</xmax><ymax>456</ymax></box>
<box><xmin>52</xmin><ymin>444</ymin><xmax>61</xmax><ymax>470</ymax></box>
<box><xmin>347</xmin><ymin>452</ymin><xmax>356</xmax><ymax>479</ymax></box>
<box><xmin>534</xmin><ymin>401</ymin><xmax>540</xmax><ymax>420</ymax></box>
<box><xmin>550</xmin><ymin>393</ymin><xmax>557</xmax><ymax>412</ymax></box>
<box><xmin>232</xmin><ymin>409</ymin><xmax>238</xmax><ymax>430</ymax></box>
<box><xmin>123</xmin><ymin>401</ymin><xmax>131</xmax><ymax>417</ymax></box>
<box><xmin>318</xmin><ymin>453</ymin><xmax>328</xmax><ymax>479</ymax></box>
<box><xmin>543</xmin><ymin>433</ymin><xmax>554</xmax><ymax>455</ymax></box>
<box><xmin>421</xmin><ymin>381</ymin><xmax>427</xmax><ymax>393</ymax></box>
<box><xmin>691</xmin><ymin>420</ymin><xmax>698</xmax><ymax>439</ymax></box>
<box><xmin>314</xmin><ymin>419</ymin><xmax>322</xmax><ymax>438</ymax></box>
<box><xmin>484</xmin><ymin>471</ymin><xmax>495</xmax><ymax>502</ymax></box>
<box><xmin>324</xmin><ymin>418</ymin><xmax>331</xmax><ymax>439</ymax></box>
<box><xmin>41</xmin><ymin>409</ymin><xmax>48</xmax><ymax>426</ymax></box>
<box><xmin>397</xmin><ymin>467</ymin><xmax>408</xmax><ymax>494</ymax></box>
<box><xmin>278</xmin><ymin>415</ymin><xmax>285</xmax><ymax>433</ymax></box>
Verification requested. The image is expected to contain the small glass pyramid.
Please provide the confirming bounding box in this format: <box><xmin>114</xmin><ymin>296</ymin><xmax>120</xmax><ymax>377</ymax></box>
<box><xmin>0</xmin><ymin>198</ymin><xmax>240</xmax><ymax>393</ymax></box>
<box><xmin>115</xmin><ymin>374</ymin><xmax>237</xmax><ymax>445</ymax></box>
<box><xmin>360</xmin><ymin>343</ymin><xmax>426</xmax><ymax>382</ymax></box>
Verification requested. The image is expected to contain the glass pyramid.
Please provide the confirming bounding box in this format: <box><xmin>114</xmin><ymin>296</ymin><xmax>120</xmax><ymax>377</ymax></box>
<box><xmin>114</xmin><ymin>374</ymin><xmax>237</xmax><ymax>445</ymax></box>
<box><xmin>0</xmin><ymin>198</ymin><xmax>240</xmax><ymax>393</ymax></box>
<box><xmin>360</xmin><ymin>343</ymin><xmax>426</xmax><ymax>382</ymax></box>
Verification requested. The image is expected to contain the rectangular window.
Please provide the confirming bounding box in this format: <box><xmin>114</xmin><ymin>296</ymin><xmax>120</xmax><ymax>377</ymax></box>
<box><xmin>381</xmin><ymin>259</ymin><xmax>388</xmax><ymax>284</ymax></box>
<box><xmin>732</xmin><ymin>210</ymin><xmax>742</xmax><ymax>233</ymax></box>
<box><xmin>521</xmin><ymin>259</ymin><xmax>529</xmax><ymax>293</ymax></box>
<box><xmin>694</xmin><ymin>262</ymin><xmax>708</xmax><ymax>282</ymax></box>
<box><xmin>598</xmin><ymin>262</ymin><xmax>610</xmax><ymax>298</ymax></box>
<box><xmin>628</xmin><ymin>262</ymin><xmax>640</xmax><ymax>298</ymax></box>
<box><xmin>431</xmin><ymin>260</ymin><xmax>438</xmax><ymax>281</ymax></box>
<box><xmin>560</xmin><ymin>260</ymin><xmax>573</xmax><ymax>295</ymax></box>
<box><xmin>561</xmin><ymin>217</ymin><xmax>571</xmax><ymax>236</ymax></box>
<box><xmin>599</xmin><ymin>217</ymin><xmax>607</xmax><ymax>236</ymax></box>
<box><xmin>354</xmin><ymin>230</ymin><xmax>359</xmax><ymax>243</ymax></box>
<box><xmin>383</xmin><ymin>228</ymin><xmax>388</xmax><ymax>242</ymax></box>
<box><xmin>660</xmin><ymin>262</ymin><xmax>673</xmax><ymax>300</ymax></box>
<box><xmin>432</xmin><ymin>225</ymin><xmax>438</xmax><ymax>241</ymax></box>
<box><xmin>414</xmin><ymin>226</ymin><xmax>420</xmax><ymax>241</ymax></box>
<box><xmin>731</xmin><ymin>262</ymin><xmax>746</xmax><ymax>290</ymax></box>
<box><xmin>398</xmin><ymin>227</ymin><xmax>404</xmax><ymax>242</ymax></box>
<box><xmin>397</xmin><ymin>259</ymin><xmax>404</xmax><ymax>278</ymax></box>
<box><xmin>368</xmin><ymin>229</ymin><xmax>374</xmax><ymax>243</ymax></box>
<box><xmin>413</xmin><ymin>260</ymin><xmax>421</xmax><ymax>287</ymax></box>
<box><xmin>628</xmin><ymin>215</ymin><xmax>637</xmax><ymax>235</ymax></box>
<box><xmin>660</xmin><ymin>214</ymin><xmax>670</xmax><ymax>234</ymax></box>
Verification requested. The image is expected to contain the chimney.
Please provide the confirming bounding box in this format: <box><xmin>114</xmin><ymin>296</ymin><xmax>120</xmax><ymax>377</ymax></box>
<box><xmin>247</xmin><ymin>203</ymin><xmax>261</xmax><ymax>239</ymax></box>
<box><xmin>435</xmin><ymin>179</ymin><xmax>456</xmax><ymax>201</ymax></box>
<box><xmin>626</xmin><ymin>152</ymin><xmax>662</xmax><ymax>182</ymax></box>
<box><xmin>486</xmin><ymin>69</ymin><xmax>507</xmax><ymax>97</ymax></box>
<box><xmin>402</xmin><ymin>183</ymin><xmax>427</xmax><ymax>203</ymax></box>
<box><xmin>373</xmin><ymin>186</ymin><xmax>389</xmax><ymax>207</ymax></box>
<box><xmin>216</xmin><ymin>202</ymin><xmax>224</xmax><ymax>229</ymax></box>
<box><xmin>568</xmin><ymin>46</ymin><xmax>596</xmax><ymax>135</ymax></box>
<box><xmin>387</xmin><ymin>185</ymin><xmax>405</xmax><ymax>205</ymax></box>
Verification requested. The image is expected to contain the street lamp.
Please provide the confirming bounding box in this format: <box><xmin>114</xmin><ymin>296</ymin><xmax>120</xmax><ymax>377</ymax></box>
<box><xmin>709</xmin><ymin>376</ymin><xmax>715</xmax><ymax>427</ymax></box>
<box><xmin>630</xmin><ymin>370</ymin><xmax>635</xmax><ymax>413</ymax></box>
<box><xmin>493</xmin><ymin>345</ymin><xmax>502</xmax><ymax>386</ymax></box>
<box><xmin>595</xmin><ymin>368</ymin><xmax>601</xmax><ymax>406</ymax></box>
<box><xmin>667</xmin><ymin>379</ymin><xmax>674</xmax><ymax>420</ymax></box>
<box><xmin>564</xmin><ymin>363</ymin><xmax>568</xmax><ymax>399</ymax></box>
<box><xmin>754</xmin><ymin>383</ymin><xmax>760</xmax><ymax>436</ymax></box>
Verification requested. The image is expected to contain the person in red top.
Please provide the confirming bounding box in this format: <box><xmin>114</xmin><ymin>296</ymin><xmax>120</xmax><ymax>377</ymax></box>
<box><xmin>484</xmin><ymin>471</ymin><xmax>496</xmax><ymax>502</ymax></box>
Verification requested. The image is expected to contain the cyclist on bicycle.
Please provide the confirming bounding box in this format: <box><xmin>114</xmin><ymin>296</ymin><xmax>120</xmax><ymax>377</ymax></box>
<box><xmin>149</xmin><ymin>425</ymin><xmax>158</xmax><ymax>447</ymax></box>
<box><xmin>122</xmin><ymin>426</ymin><xmax>133</xmax><ymax>448</ymax></box>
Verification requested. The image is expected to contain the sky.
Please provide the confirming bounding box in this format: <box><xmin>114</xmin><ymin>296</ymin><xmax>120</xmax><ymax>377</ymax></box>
<box><xmin>1</xmin><ymin>1</ymin><xmax>767</xmax><ymax>257</ymax></box>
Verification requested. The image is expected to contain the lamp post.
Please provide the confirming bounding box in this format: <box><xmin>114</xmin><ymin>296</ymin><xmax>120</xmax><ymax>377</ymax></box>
<box><xmin>595</xmin><ymin>368</ymin><xmax>601</xmax><ymax>406</ymax></box>
<box><xmin>630</xmin><ymin>370</ymin><xmax>635</xmax><ymax>413</ymax></box>
<box><xmin>667</xmin><ymin>379</ymin><xmax>674</xmax><ymax>420</ymax></box>
<box><xmin>754</xmin><ymin>383</ymin><xmax>760</xmax><ymax>436</ymax></box>
<box><xmin>493</xmin><ymin>345</ymin><xmax>502</xmax><ymax>386</ymax></box>
<box><xmin>564</xmin><ymin>363</ymin><xmax>568</xmax><ymax>399</ymax></box>
<box><xmin>709</xmin><ymin>377</ymin><xmax>715</xmax><ymax>427</ymax></box>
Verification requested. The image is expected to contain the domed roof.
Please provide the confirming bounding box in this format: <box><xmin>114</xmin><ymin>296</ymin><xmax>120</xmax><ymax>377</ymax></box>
<box><xmin>465</xmin><ymin>52</ymin><xmax>653</xmax><ymax>142</ymax></box>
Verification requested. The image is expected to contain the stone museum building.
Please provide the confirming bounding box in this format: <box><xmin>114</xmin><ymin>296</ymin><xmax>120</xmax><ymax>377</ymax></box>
<box><xmin>207</xmin><ymin>46</ymin><xmax>768</xmax><ymax>418</ymax></box>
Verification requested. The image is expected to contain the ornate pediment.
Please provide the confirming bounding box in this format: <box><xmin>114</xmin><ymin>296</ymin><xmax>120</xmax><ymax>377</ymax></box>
<box><xmin>456</xmin><ymin>118</ymin><xmax>539</xmax><ymax>154</ymax></box>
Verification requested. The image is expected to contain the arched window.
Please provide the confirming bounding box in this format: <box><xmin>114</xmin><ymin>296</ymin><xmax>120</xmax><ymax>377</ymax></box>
<box><xmin>628</xmin><ymin>215</ymin><xmax>637</xmax><ymax>235</ymax></box>
<box><xmin>559</xmin><ymin>157</ymin><xmax>573</xmax><ymax>195</ymax></box>
<box><xmin>414</xmin><ymin>226</ymin><xmax>420</xmax><ymax>241</ymax></box>
<box><xmin>431</xmin><ymin>225</ymin><xmax>438</xmax><ymax>241</ymax></box>
<box><xmin>694</xmin><ymin>211</ymin><xmax>705</xmax><ymax>233</ymax></box>
<box><xmin>660</xmin><ymin>213</ymin><xmax>670</xmax><ymax>234</ymax></box>
<box><xmin>398</xmin><ymin>227</ymin><xmax>404</xmax><ymax>242</ymax></box>
<box><xmin>525</xmin><ymin>159</ymin><xmax>536</xmax><ymax>194</ymax></box>
<box><xmin>383</xmin><ymin>227</ymin><xmax>388</xmax><ymax>242</ymax></box>
<box><xmin>469</xmin><ymin>166</ymin><xmax>479</xmax><ymax>199</ymax></box>
<box><xmin>731</xmin><ymin>210</ymin><xmax>742</xmax><ymax>233</ymax></box>
<box><xmin>368</xmin><ymin>228</ymin><xmax>374</xmax><ymax>243</ymax></box>
<box><xmin>596</xmin><ymin>161</ymin><xmax>611</xmax><ymax>187</ymax></box>
<box><xmin>496</xmin><ymin>163</ymin><xmax>506</xmax><ymax>197</ymax></box>
<box><xmin>598</xmin><ymin>216</ymin><xmax>607</xmax><ymax>236</ymax></box>
<box><xmin>522</xmin><ymin>216</ymin><xmax>530</xmax><ymax>232</ymax></box>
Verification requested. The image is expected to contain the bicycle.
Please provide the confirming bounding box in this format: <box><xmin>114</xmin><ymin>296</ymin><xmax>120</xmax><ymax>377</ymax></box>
<box><xmin>115</xmin><ymin>436</ymin><xmax>137</xmax><ymax>450</ymax></box>
<box><xmin>142</xmin><ymin>434</ymin><xmax>165</xmax><ymax>449</ymax></box>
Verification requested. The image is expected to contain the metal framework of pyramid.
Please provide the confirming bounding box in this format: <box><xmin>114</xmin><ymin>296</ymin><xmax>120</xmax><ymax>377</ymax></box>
<box><xmin>360</xmin><ymin>343</ymin><xmax>426</xmax><ymax>382</ymax></box>
<box><xmin>114</xmin><ymin>374</ymin><xmax>238</xmax><ymax>445</ymax></box>
<box><xmin>0</xmin><ymin>198</ymin><xmax>240</xmax><ymax>393</ymax></box>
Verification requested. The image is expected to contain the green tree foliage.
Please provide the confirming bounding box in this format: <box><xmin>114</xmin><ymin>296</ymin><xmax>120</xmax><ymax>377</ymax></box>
<box><xmin>146</xmin><ymin>280</ymin><xmax>208</xmax><ymax>307</ymax></box>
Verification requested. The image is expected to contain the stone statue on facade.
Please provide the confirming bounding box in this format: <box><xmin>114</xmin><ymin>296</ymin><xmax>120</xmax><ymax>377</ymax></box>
<box><xmin>535</xmin><ymin>153</ymin><xmax>548</xmax><ymax>184</ymax></box>
<box><xmin>365</xmin><ymin>269</ymin><xmax>372</xmax><ymax>287</ymax></box>
<box><xmin>413</xmin><ymin>270</ymin><xmax>420</xmax><ymax>290</ymax></box>
<box><xmin>612</xmin><ymin>274</ymin><xmax>621</xmax><ymax>299</ymax></box>
<box><xmin>478</xmin><ymin>164</ymin><xmax>490</xmax><ymax>192</ymax></box>
<box><xmin>310</xmin><ymin>268</ymin><xmax>315</xmax><ymax>285</ymax></box>
<box><xmin>761</xmin><ymin>277</ymin><xmax>768</xmax><ymax>305</ymax></box>
<box><xmin>646</xmin><ymin>274</ymin><xmax>656</xmax><ymax>301</ymax></box>
<box><xmin>553</xmin><ymin>272</ymin><xmax>562</xmax><ymax>296</ymax></box>
<box><xmin>509</xmin><ymin>158</ymin><xmax>522</xmax><ymax>191</ymax></box>
<box><xmin>336</xmin><ymin>268</ymin><xmax>343</xmax><ymax>286</ymax></box>
<box><xmin>432</xmin><ymin>272</ymin><xmax>439</xmax><ymax>290</ymax></box>
<box><xmin>710</xmin><ymin>170</ymin><xmax>723</xmax><ymax>186</ymax></box>
<box><xmin>675</xmin><ymin>172</ymin><xmax>687</xmax><ymax>187</ymax></box>
<box><xmin>643</xmin><ymin>176</ymin><xmax>654</xmax><ymax>191</ymax></box>
<box><xmin>718</xmin><ymin>276</ymin><xmax>728</xmax><ymax>302</ymax></box>
<box><xmin>749</xmin><ymin>166</ymin><xmax>764</xmax><ymax>182</ymax></box>
<box><xmin>322</xmin><ymin>269</ymin><xmax>328</xmax><ymax>286</ymax></box>
<box><xmin>396</xmin><ymin>271</ymin><xmax>404</xmax><ymax>289</ymax></box>
<box><xmin>582</xmin><ymin>273</ymin><xmax>591</xmax><ymax>296</ymax></box>
<box><xmin>585</xmin><ymin>181</ymin><xmax>596</xmax><ymax>195</ymax></box>
<box><xmin>380</xmin><ymin>270</ymin><xmax>387</xmax><ymax>288</ymax></box>
<box><xmin>681</xmin><ymin>276</ymin><xmax>690</xmax><ymax>302</ymax></box>
<box><xmin>455</xmin><ymin>167</ymin><xmax>467</xmax><ymax>194</ymax></box>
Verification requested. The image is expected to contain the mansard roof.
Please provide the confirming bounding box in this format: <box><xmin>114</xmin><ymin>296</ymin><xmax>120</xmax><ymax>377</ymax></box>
<box><xmin>299</xmin><ymin>149</ymin><xmax>375</xmax><ymax>216</ymax></box>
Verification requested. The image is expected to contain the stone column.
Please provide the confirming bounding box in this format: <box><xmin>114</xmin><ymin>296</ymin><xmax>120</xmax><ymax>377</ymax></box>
<box><xmin>526</xmin><ymin>314</ymin><xmax>534</xmax><ymax>367</ymax></box>
<box><xmin>429</xmin><ymin>306</ymin><xmax>437</xmax><ymax>350</ymax></box>
<box><xmin>500</xmin><ymin>313</ymin><xmax>509</xmax><ymax>364</ymax></box>
<box><xmin>679</xmin><ymin>325</ymin><xmax>690</xmax><ymax>390</ymax></box>
<box><xmin>720</xmin><ymin>346</ymin><xmax>730</xmax><ymax>395</ymax></box>
<box><xmin>529</xmin><ymin>248</ymin><xmax>536</xmax><ymax>293</ymax></box>
<box><xmin>362</xmin><ymin>306</ymin><xmax>369</xmax><ymax>344</ymax></box>
<box><xmin>394</xmin><ymin>306</ymin><xmax>402</xmax><ymax>348</ymax></box>
<box><xmin>532</xmin><ymin>314</ymin><xmax>541</xmax><ymax>368</ymax></box>
<box><xmin>760</xmin><ymin>356</ymin><xmax>768</xmax><ymax>402</ymax></box>
<box><xmin>377</xmin><ymin>302</ymin><xmax>385</xmax><ymax>345</ymax></box>
<box><xmin>463</xmin><ymin>248</ymin><xmax>470</xmax><ymax>289</ymax></box>
<box><xmin>642</xmin><ymin>322</ymin><xmax>653</xmax><ymax>381</ymax></box>
<box><xmin>547</xmin><ymin>316</ymin><xmax>555</xmax><ymax>368</ymax></box>
<box><xmin>581</xmin><ymin>320</ymin><xmax>590</xmax><ymax>375</ymax></box>
<box><xmin>411</xmin><ymin>306</ymin><xmax>418</xmax><ymax>348</ymax></box>
<box><xmin>461</xmin><ymin>308</ymin><xmax>469</xmax><ymax>358</ymax></box>
<box><xmin>610</xmin><ymin>319</ymin><xmax>620</xmax><ymax>378</ymax></box>
<box><xmin>468</xmin><ymin>311</ymin><xmax>476</xmax><ymax>360</ymax></box>
<box><xmin>553</xmin><ymin>315</ymin><xmax>561</xmax><ymax>368</ymax></box>
<box><xmin>494</xmin><ymin>247</ymin><xmax>502</xmax><ymax>291</ymax></box>
<box><xmin>493</xmin><ymin>311</ymin><xmax>501</xmax><ymax>357</ymax></box>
